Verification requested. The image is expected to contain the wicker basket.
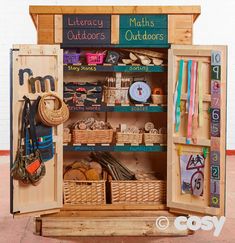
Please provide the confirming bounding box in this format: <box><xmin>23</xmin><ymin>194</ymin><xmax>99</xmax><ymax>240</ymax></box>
<box><xmin>144</xmin><ymin>133</ymin><xmax>167</xmax><ymax>144</ymax></box>
<box><xmin>63</xmin><ymin>53</ymin><xmax>80</xmax><ymax>64</ymax></box>
<box><xmin>86</xmin><ymin>53</ymin><xmax>105</xmax><ymax>65</ymax></box>
<box><xmin>104</xmin><ymin>87</ymin><xmax>129</xmax><ymax>104</ymax></box>
<box><xmin>151</xmin><ymin>95</ymin><xmax>167</xmax><ymax>105</ymax></box>
<box><xmin>64</xmin><ymin>180</ymin><xmax>106</xmax><ymax>205</ymax></box>
<box><xmin>63</xmin><ymin>133</ymin><xmax>71</xmax><ymax>144</ymax></box>
<box><xmin>38</xmin><ymin>93</ymin><xmax>69</xmax><ymax>126</ymax></box>
<box><xmin>110</xmin><ymin>180</ymin><xmax>166</xmax><ymax>204</ymax></box>
<box><xmin>116</xmin><ymin>132</ymin><xmax>142</xmax><ymax>144</ymax></box>
<box><xmin>73</xmin><ymin>129</ymin><xmax>113</xmax><ymax>144</ymax></box>
<box><xmin>63</xmin><ymin>128</ymin><xmax>71</xmax><ymax>144</ymax></box>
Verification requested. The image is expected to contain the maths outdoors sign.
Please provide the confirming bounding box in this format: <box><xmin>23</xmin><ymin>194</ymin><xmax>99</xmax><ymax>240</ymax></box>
<box><xmin>119</xmin><ymin>15</ymin><xmax>168</xmax><ymax>46</ymax></box>
<box><xmin>63</xmin><ymin>15</ymin><xmax>111</xmax><ymax>45</ymax></box>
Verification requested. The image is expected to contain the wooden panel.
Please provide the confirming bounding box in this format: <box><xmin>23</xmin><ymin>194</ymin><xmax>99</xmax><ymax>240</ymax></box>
<box><xmin>111</xmin><ymin>15</ymin><xmax>119</xmax><ymax>44</ymax></box>
<box><xmin>11</xmin><ymin>45</ymin><xmax>63</xmax><ymax>215</ymax></box>
<box><xmin>41</xmin><ymin>216</ymin><xmax>190</xmax><ymax>236</ymax></box>
<box><xmin>54</xmin><ymin>15</ymin><xmax>62</xmax><ymax>43</ymax></box>
<box><xmin>167</xmin><ymin>45</ymin><xmax>227</xmax><ymax>216</ymax></box>
<box><xmin>168</xmin><ymin>15</ymin><xmax>193</xmax><ymax>44</ymax></box>
<box><xmin>37</xmin><ymin>15</ymin><xmax>54</xmax><ymax>44</ymax></box>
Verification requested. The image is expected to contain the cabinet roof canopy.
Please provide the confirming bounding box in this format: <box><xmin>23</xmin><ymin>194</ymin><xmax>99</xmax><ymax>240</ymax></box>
<box><xmin>29</xmin><ymin>5</ymin><xmax>201</xmax><ymax>29</ymax></box>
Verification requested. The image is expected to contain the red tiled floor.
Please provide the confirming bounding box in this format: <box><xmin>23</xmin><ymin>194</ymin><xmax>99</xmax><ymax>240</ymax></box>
<box><xmin>1</xmin><ymin>156</ymin><xmax>234</xmax><ymax>243</ymax></box>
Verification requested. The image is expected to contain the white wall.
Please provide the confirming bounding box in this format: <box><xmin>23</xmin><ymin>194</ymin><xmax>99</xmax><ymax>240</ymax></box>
<box><xmin>0</xmin><ymin>0</ymin><xmax>234</xmax><ymax>150</ymax></box>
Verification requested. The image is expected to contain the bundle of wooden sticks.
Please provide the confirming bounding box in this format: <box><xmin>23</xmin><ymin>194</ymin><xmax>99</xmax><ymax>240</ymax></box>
<box><xmin>91</xmin><ymin>152</ymin><xmax>135</xmax><ymax>180</ymax></box>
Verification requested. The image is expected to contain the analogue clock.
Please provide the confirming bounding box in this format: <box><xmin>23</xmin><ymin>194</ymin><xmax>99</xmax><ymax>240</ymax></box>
<box><xmin>129</xmin><ymin>81</ymin><xmax>151</xmax><ymax>103</ymax></box>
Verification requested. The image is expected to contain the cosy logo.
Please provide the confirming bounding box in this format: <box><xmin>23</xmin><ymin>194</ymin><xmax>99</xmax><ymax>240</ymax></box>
<box><xmin>156</xmin><ymin>215</ymin><xmax>226</xmax><ymax>236</ymax></box>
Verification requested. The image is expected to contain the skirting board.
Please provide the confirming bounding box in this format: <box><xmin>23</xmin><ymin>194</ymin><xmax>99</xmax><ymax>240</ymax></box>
<box><xmin>0</xmin><ymin>150</ymin><xmax>235</xmax><ymax>156</ymax></box>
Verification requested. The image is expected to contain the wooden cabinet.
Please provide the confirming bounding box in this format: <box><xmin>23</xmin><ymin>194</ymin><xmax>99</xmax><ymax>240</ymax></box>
<box><xmin>10</xmin><ymin>5</ymin><xmax>227</xmax><ymax>236</ymax></box>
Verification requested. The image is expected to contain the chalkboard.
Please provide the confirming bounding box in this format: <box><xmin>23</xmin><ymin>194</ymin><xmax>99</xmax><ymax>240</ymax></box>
<box><xmin>120</xmin><ymin>15</ymin><xmax>167</xmax><ymax>29</ymax></box>
<box><xmin>119</xmin><ymin>15</ymin><xmax>168</xmax><ymax>46</ymax></box>
<box><xmin>63</xmin><ymin>15</ymin><xmax>111</xmax><ymax>45</ymax></box>
<box><xmin>119</xmin><ymin>28</ymin><xmax>168</xmax><ymax>45</ymax></box>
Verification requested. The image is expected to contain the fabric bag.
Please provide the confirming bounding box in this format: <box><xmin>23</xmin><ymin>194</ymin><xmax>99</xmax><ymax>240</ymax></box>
<box><xmin>11</xmin><ymin>96</ymin><xmax>46</xmax><ymax>185</ymax></box>
<box><xmin>25</xmin><ymin>96</ymin><xmax>54</xmax><ymax>162</ymax></box>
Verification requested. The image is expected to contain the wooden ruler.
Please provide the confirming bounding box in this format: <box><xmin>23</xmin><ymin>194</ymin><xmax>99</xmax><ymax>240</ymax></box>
<box><xmin>210</xmin><ymin>51</ymin><xmax>222</xmax><ymax>208</ymax></box>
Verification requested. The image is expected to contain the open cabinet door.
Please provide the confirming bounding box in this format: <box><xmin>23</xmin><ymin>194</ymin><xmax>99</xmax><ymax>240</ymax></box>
<box><xmin>10</xmin><ymin>45</ymin><xmax>63</xmax><ymax>215</ymax></box>
<box><xmin>167</xmin><ymin>45</ymin><xmax>227</xmax><ymax>216</ymax></box>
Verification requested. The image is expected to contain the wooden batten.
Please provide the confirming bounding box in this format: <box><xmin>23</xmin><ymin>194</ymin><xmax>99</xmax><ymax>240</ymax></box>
<box><xmin>54</xmin><ymin>15</ymin><xmax>62</xmax><ymax>43</ymax></box>
<box><xmin>111</xmin><ymin>15</ymin><xmax>120</xmax><ymax>44</ymax></box>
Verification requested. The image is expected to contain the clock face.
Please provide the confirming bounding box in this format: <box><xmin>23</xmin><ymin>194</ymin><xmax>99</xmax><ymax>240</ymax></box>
<box><xmin>129</xmin><ymin>81</ymin><xmax>151</xmax><ymax>103</ymax></box>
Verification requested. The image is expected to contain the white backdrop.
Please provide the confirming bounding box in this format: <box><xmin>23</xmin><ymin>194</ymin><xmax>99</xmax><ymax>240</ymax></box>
<box><xmin>0</xmin><ymin>0</ymin><xmax>234</xmax><ymax>150</ymax></box>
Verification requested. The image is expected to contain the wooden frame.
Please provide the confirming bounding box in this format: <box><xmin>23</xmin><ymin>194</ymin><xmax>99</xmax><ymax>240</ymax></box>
<box><xmin>167</xmin><ymin>45</ymin><xmax>227</xmax><ymax>216</ymax></box>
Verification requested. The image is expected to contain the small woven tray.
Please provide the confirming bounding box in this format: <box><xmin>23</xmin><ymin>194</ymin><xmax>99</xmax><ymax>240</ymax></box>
<box><xmin>110</xmin><ymin>180</ymin><xmax>166</xmax><ymax>204</ymax></box>
<box><xmin>144</xmin><ymin>133</ymin><xmax>167</xmax><ymax>144</ymax></box>
<box><xmin>64</xmin><ymin>180</ymin><xmax>106</xmax><ymax>205</ymax></box>
<box><xmin>151</xmin><ymin>95</ymin><xmax>167</xmax><ymax>105</ymax></box>
<box><xmin>116</xmin><ymin>132</ymin><xmax>142</xmax><ymax>144</ymax></box>
<box><xmin>63</xmin><ymin>133</ymin><xmax>71</xmax><ymax>144</ymax></box>
<box><xmin>73</xmin><ymin>129</ymin><xmax>113</xmax><ymax>144</ymax></box>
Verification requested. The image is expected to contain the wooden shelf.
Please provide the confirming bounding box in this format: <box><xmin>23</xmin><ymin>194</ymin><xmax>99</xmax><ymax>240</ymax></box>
<box><xmin>68</xmin><ymin>104</ymin><xmax>167</xmax><ymax>112</ymax></box>
<box><xmin>64</xmin><ymin>64</ymin><xmax>166</xmax><ymax>73</ymax></box>
<box><xmin>173</xmin><ymin>136</ymin><xmax>211</xmax><ymax>147</ymax></box>
<box><xmin>64</xmin><ymin>145</ymin><xmax>167</xmax><ymax>152</ymax></box>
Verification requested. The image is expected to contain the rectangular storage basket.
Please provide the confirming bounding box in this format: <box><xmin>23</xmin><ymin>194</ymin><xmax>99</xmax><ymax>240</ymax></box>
<box><xmin>116</xmin><ymin>132</ymin><xmax>142</xmax><ymax>144</ymax></box>
<box><xmin>63</xmin><ymin>133</ymin><xmax>71</xmax><ymax>144</ymax></box>
<box><xmin>73</xmin><ymin>129</ymin><xmax>113</xmax><ymax>144</ymax></box>
<box><xmin>144</xmin><ymin>133</ymin><xmax>167</xmax><ymax>144</ymax></box>
<box><xmin>110</xmin><ymin>180</ymin><xmax>166</xmax><ymax>204</ymax></box>
<box><xmin>63</xmin><ymin>53</ymin><xmax>80</xmax><ymax>64</ymax></box>
<box><xmin>151</xmin><ymin>95</ymin><xmax>167</xmax><ymax>105</ymax></box>
<box><xmin>104</xmin><ymin>87</ymin><xmax>129</xmax><ymax>104</ymax></box>
<box><xmin>86</xmin><ymin>53</ymin><xmax>105</xmax><ymax>65</ymax></box>
<box><xmin>64</xmin><ymin>180</ymin><xmax>106</xmax><ymax>205</ymax></box>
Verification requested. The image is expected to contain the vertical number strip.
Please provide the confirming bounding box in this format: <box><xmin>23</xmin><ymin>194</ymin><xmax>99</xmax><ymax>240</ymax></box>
<box><xmin>210</xmin><ymin>51</ymin><xmax>221</xmax><ymax>208</ymax></box>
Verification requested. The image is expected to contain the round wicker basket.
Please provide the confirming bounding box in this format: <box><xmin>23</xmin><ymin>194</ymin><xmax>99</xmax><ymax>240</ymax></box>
<box><xmin>38</xmin><ymin>93</ymin><xmax>69</xmax><ymax>126</ymax></box>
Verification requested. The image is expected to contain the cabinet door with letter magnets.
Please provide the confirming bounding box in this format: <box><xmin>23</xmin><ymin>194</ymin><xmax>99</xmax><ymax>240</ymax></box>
<box><xmin>167</xmin><ymin>45</ymin><xmax>227</xmax><ymax>216</ymax></box>
<box><xmin>10</xmin><ymin>45</ymin><xmax>63</xmax><ymax>215</ymax></box>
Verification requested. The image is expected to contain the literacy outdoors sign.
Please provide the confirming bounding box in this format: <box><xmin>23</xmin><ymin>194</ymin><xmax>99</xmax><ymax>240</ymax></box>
<box><xmin>62</xmin><ymin>14</ymin><xmax>168</xmax><ymax>46</ymax></box>
<box><xmin>63</xmin><ymin>15</ymin><xmax>111</xmax><ymax>45</ymax></box>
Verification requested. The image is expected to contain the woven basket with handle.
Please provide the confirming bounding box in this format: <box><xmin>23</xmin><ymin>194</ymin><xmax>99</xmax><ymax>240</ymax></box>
<box><xmin>38</xmin><ymin>93</ymin><xmax>69</xmax><ymax>126</ymax></box>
